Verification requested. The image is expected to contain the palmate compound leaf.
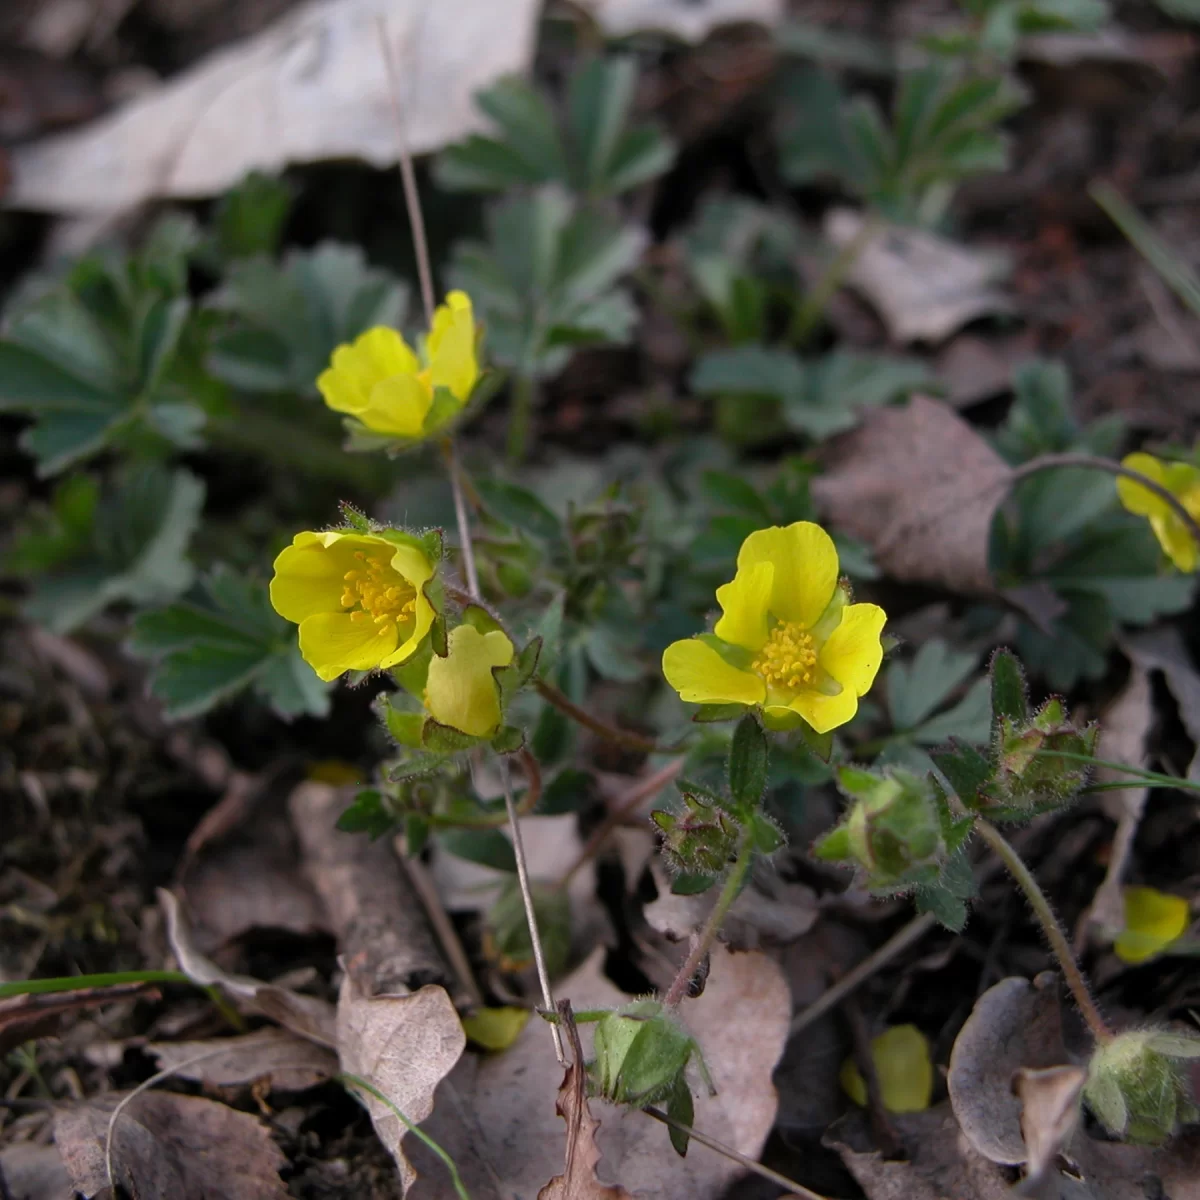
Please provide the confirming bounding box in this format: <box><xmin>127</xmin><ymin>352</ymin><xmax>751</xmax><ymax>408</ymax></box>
<box><xmin>127</xmin><ymin>565</ymin><xmax>329</xmax><ymax>720</ymax></box>
<box><xmin>206</xmin><ymin>242</ymin><xmax>408</xmax><ymax>394</ymax></box>
<box><xmin>449</xmin><ymin>188</ymin><xmax>646</xmax><ymax>377</ymax></box>
<box><xmin>22</xmin><ymin>464</ymin><xmax>205</xmax><ymax>634</ymax></box>
<box><xmin>886</xmin><ymin>638</ymin><xmax>989</xmax><ymax>738</ymax></box>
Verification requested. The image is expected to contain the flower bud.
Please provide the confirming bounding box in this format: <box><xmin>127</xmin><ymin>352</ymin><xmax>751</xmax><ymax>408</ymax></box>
<box><xmin>591</xmin><ymin>1000</ymin><xmax>700</xmax><ymax>1107</ymax></box>
<box><xmin>989</xmin><ymin>698</ymin><xmax>1097</xmax><ymax>816</ymax></box>
<box><xmin>1084</xmin><ymin>1029</ymin><xmax>1200</xmax><ymax>1144</ymax></box>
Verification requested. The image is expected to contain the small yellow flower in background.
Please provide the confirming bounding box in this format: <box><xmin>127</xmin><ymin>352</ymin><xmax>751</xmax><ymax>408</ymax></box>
<box><xmin>1117</xmin><ymin>452</ymin><xmax>1200</xmax><ymax>573</ymax></box>
<box><xmin>662</xmin><ymin>522</ymin><xmax>886</xmax><ymax>734</ymax></box>
<box><xmin>270</xmin><ymin>530</ymin><xmax>436</xmax><ymax>682</ymax></box>
<box><xmin>840</xmin><ymin>1024</ymin><xmax>933</xmax><ymax>1113</ymax></box>
<box><xmin>1114</xmin><ymin>886</ymin><xmax>1190</xmax><ymax>964</ymax></box>
<box><xmin>461</xmin><ymin>1006</ymin><xmax>530</xmax><ymax>1052</ymax></box>
<box><xmin>425</xmin><ymin>623</ymin><xmax>514</xmax><ymax>738</ymax></box>
<box><xmin>317</xmin><ymin>291</ymin><xmax>479</xmax><ymax>441</ymax></box>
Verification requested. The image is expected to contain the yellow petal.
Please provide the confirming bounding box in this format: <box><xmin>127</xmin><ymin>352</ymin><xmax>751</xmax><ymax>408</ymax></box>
<box><xmin>317</xmin><ymin>362</ymin><xmax>369</xmax><ymax>415</ymax></box>
<box><xmin>360</xmin><ymin>373</ymin><xmax>433</xmax><ymax>437</ymax></box>
<box><xmin>298</xmin><ymin>611</ymin><xmax>398</xmax><ymax>681</ymax></box>
<box><xmin>425</xmin><ymin>625</ymin><xmax>513</xmax><ymax>738</ymax></box>
<box><xmin>714</xmin><ymin>561</ymin><xmax>773</xmax><ymax>652</ymax></box>
<box><xmin>662</xmin><ymin>639</ymin><xmax>765</xmax><ymax>706</ymax></box>
<box><xmin>819</xmin><ymin>603</ymin><xmax>887</xmax><ymax>697</ymax></box>
<box><xmin>1116</xmin><ymin>453</ymin><xmax>1172</xmax><ymax>519</ymax></box>
<box><xmin>1114</xmin><ymin>886</ymin><xmax>1190</xmax><ymax>964</ymax></box>
<box><xmin>840</xmin><ymin>1025</ymin><xmax>933</xmax><ymax>1114</ymax></box>
<box><xmin>736</xmin><ymin>523</ymin><xmax>839</xmax><ymax>628</ymax></box>
<box><xmin>269</xmin><ymin>532</ymin><xmax>360</xmax><ymax>623</ymax></box>
<box><xmin>771</xmin><ymin>684</ymin><xmax>857</xmax><ymax>735</ymax></box>
<box><xmin>427</xmin><ymin>291</ymin><xmax>479</xmax><ymax>401</ymax></box>
<box><xmin>461</xmin><ymin>1006</ymin><xmax>530</xmax><ymax>1052</ymax></box>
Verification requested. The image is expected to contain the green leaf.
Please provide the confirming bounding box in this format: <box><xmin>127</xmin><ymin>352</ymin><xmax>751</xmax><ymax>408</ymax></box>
<box><xmin>422</xmin><ymin>720</ymin><xmax>482</xmax><ymax>753</ymax></box>
<box><xmin>792</xmin><ymin>350</ymin><xmax>933</xmax><ymax>439</ymax></box>
<box><xmin>886</xmin><ymin>640</ymin><xmax>980</xmax><ymax>731</ymax></box>
<box><xmin>913</xmin><ymin>676</ymin><xmax>992</xmax><ymax>746</ymax></box>
<box><xmin>208</xmin><ymin>242</ymin><xmax>408</xmax><ymax>393</ymax></box>
<box><xmin>665</xmin><ymin>1074</ymin><xmax>694</xmax><ymax>1157</ymax></box>
<box><xmin>127</xmin><ymin>564</ymin><xmax>330</xmax><ymax>720</ymax></box>
<box><xmin>491</xmin><ymin>725</ymin><xmax>525</xmax><ymax>755</ymax></box>
<box><xmin>690</xmin><ymin>345</ymin><xmax>805</xmax><ymax>407</ymax></box>
<box><xmin>728</xmin><ymin>714</ymin><xmax>769</xmax><ymax>812</ymax></box>
<box><xmin>211</xmin><ymin>172</ymin><xmax>294</xmax><ymax>261</ymax></box>
<box><xmin>989</xmin><ymin>648</ymin><xmax>1028</xmax><ymax>726</ymax></box>
<box><xmin>385</xmin><ymin>706</ymin><xmax>426</xmax><ymax>748</ymax></box>
<box><xmin>337</xmin><ymin>790</ymin><xmax>395</xmax><ymax>840</ymax></box>
<box><xmin>670</xmin><ymin>872</ymin><xmax>717</xmax><ymax>896</ymax></box>
<box><xmin>701</xmin><ymin>471</ymin><xmax>773</xmax><ymax>523</ymax></box>
<box><xmin>438</xmin><ymin>828</ymin><xmax>517</xmax><ymax>873</ymax></box>
<box><xmin>932</xmin><ymin>741</ymin><xmax>995</xmax><ymax>802</ymax></box>
<box><xmin>540</xmin><ymin>767</ymin><xmax>596</xmax><ymax>815</ymax></box>
<box><xmin>6</xmin><ymin>474</ymin><xmax>99</xmax><ymax>576</ymax></box>
<box><xmin>476</xmin><ymin>478</ymin><xmax>563</xmax><ymax>541</ymax></box>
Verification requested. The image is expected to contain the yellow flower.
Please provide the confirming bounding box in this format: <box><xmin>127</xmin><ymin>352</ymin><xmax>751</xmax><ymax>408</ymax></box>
<box><xmin>840</xmin><ymin>1024</ymin><xmax>933</xmax><ymax>1113</ymax></box>
<box><xmin>317</xmin><ymin>291</ymin><xmax>479</xmax><ymax>441</ymax></box>
<box><xmin>270</xmin><ymin>530</ymin><xmax>436</xmax><ymax>682</ymax></box>
<box><xmin>1114</xmin><ymin>886</ymin><xmax>1190</xmax><ymax>964</ymax></box>
<box><xmin>662</xmin><ymin>522</ymin><xmax>886</xmax><ymax>734</ymax></box>
<box><xmin>1117</xmin><ymin>452</ymin><xmax>1200</xmax><ymax>573</ymax></box>
<box><xmin>425</xmin><ymin>623</ymin><xmax>514</xmax><ymax>738</ymax></box>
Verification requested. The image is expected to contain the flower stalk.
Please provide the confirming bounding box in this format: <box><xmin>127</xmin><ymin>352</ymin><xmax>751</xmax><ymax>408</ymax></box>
<box><xmin>974</xmin><ymin>818</ymin><xmax>1113</xmax><ymax>1044</ymax></box>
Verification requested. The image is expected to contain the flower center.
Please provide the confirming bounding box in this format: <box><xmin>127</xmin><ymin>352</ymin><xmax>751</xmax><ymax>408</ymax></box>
<box><xmin>752</xmin><ymin>621</ymin><xmax>818</xmax><ymax>690</ymax></box>
<box><xmin>341</xmin><ymin>550</ymin><xmax>417</xmax><ymax>627</ymax></box>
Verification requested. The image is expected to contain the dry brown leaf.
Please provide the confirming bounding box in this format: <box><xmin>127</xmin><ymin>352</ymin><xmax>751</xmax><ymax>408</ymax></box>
<box><xmin>538</xmin><ymin>1003</ymin><xmax>635</xmax><ymax>1200</ymax></box>
<box><xmin>0</xmin><ymin>1141</ymin><xmax>73</xmax><ymax>1200</ymax></box>
<box><xmin>1068</xmin><ymin>1128</ymin><xmax>1200</xmax><ymax>1200</ymax></box>
<box><xmin>6</xmin><ymin>0</ymin><xmax>541</xmax><ymax>213</ymax></box>
<box><xmin>159</xmin><ymin>886</ymin><xmax>338</xmax><ymax>1047</ymax></box>
<box><xmin>1015</xmin><ymin>1065</ymin><xmax>1086</xmax><ymax>1190</ymax></box>
<box><xmin>148</xmin><ymin>1027</ymin><xmax>338</xmax><ymax>1091</ymax></box>
<box><xmin>1083</xmin><ymin>666</ymin><xmax>1152</xmax><ymax>939</ymax></box>
<box><xmin>825</xmin><ymin>209</ymin><xmax>1013</xmax><ymax>344</ymax></box>
<box><xmin>0</xmin><ymin>980</ymin><xmax>155</xmax><ymax>1056</ymax></box>
<box><xmin>574</xmin><ymin>0</ymin><xmax>782</xmax><ymax>40</ymax></box>
<box><xmin>811</xmin><ymin>395</ymin><xmax>1013</xmax><ymax>595</ymax></box>
<box><xmin>935</xmin><ymin>333</ymin><xmax>1036</xmax><ymax>408</ymax></box>
<box><xmin>411</xmin><ymin>944</ymin><xmax>790</xmax><ymax>1199</ymax></box>
<box><xmin>290</xmin><ymin>781</ymin><xmax>451</xmax><ymax>995</ymax></box>
<box><xmin>55</xmin><ymin>1090</ymin><xmax>289</xmax><ymax>1198</ymax></box>
<box><xmin>947</xmin><ymin>974</ymin><xmax>1071</xmax><ymax>1166</ymax></box>
<box><xmin>825</xmin><ymin>1106</ymin><xmax>1011</xmax><ymax>1200</ymax></box>
<box><xmin>336</xmin><ymin>975</ymin><xmax>466</xmax><ymax>1195</ymax></box>
<box><xmin>1125</xmin><ymin>626</ymin><xmax>1200</xmax><ymax>779</ymax></box>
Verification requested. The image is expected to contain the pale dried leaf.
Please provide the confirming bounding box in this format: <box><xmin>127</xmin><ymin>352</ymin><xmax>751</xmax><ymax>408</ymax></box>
<box><xmin>812</xmin><ymin>395</ymin><xmax>1013</xmax><ymax>595</ymax></box>
<box><xmin>825</xmin><ymin>209</ymin><xmax>1013</xmax><ymax>344</ymax></box>
<box><xmin>573</xmin><ymin>0</ymin><xmax>782</xmax><ymax>41</ymax></box>
<box><xmin>0</xmin><ymin>1142</ymin><xmax>73</xmax><ymax>1200</ymax></box>
<box><xmin>6</xmin><ymin>0</ymin><xmax>541</xmax><ymax>214</ymax></box>
<box><xmin>1084</xmin><ymin>666</ymin><xmax>1152</xmax><ymax>937</ymax></box>
<box><xmin>1067</xmin><ymin>1128</ymin><xmax>1200</xmax><ymax>1200</ymax></box>
<box><xmin>337</xmin><ymin>975</ymin><xmax>466</xmax><ymax>1195</ymax></box>
<box><xmin>148</xmin><ymin>1027</ymin><xmax>338</xmax><ymax>1091</ymax></box>
<box><xmin>55</xmin><ymin>1090</ymin><xmax>288</xmax><ymax>1198</ymax></box>
<box><xmin>947</xmin><ymin>974</ymin><xmax>1071</xmax><ymax>1166</ymax></box>
<box><xmin>935</xmin><ymin>333</ymin><xmax>1036</xmax><ymax>408</ymax></box>
<box><xmin>159</xmin><ymin>886</ymin><xmax>338</xmax><ymax>1047</ymax></box>
<box><xmin>1015</xmin><ymin>1065</ymin><xmax>1086</xmax><ymax>1187</ymax></box>
<box><xmin>538</xmin><ymin>1006</ymin><xmax>635</xmax><ymax>1200</ymax></box>
<box><xmin>825</xmin><ymin>1106</ymin><xmax>1010</xmax><ymax>1200</ymax></box>
<box><xmin>411</xmin><ymin>945</ymin><xmax>790</xmax><ymax>1199</ymax></box>
<box><xmin>1125</xmin><ymin>626</ymin><xmax>1200</xmax><ymax>779</ymax></box>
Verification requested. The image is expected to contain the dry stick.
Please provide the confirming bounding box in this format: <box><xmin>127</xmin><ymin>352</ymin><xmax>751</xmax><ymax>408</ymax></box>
<box><xmin>376</xmin><ymin>16</ymin><xmax>559</xmax><ymax>1064</ymax></box>
<box><xmin>535</xmin><ymin>679</ymin><xmax>670</xmax><ymax>755</ymax></box>
<box><xmin>642</xmin><ymin>1106</ymin><xmax>830</xmax><ymax>1200</ymax></box>
<box><xmin>557</xmin><ymin>756</ymin><xmax>686</xmax><ymax>889</ymax></box>
<box><xmin>974</xmin><ymin>818</ymin><xmax>1114</xmax><ymax>1045</ymax></box>
<box><xmin>500</xmin><ymin>755</ymin><xmax>565</xmax><ymax>1064</ymax></box>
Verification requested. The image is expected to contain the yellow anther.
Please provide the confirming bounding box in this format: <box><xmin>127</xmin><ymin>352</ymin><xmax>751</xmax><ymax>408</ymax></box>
<box><xmin>753</xmin><ymin>621</ymin><xmax>819</xmax><ymax>691</ymax></box>
<box><xmin>338</xmin><ymin>549</ymin><xmax>418</xmax><ymax>627</ymax></box>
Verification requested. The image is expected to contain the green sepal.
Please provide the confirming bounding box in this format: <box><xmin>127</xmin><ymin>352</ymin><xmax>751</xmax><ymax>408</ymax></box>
<box><xmin>671</xmin><ymin>872</ymin><xmax>717</xmax><ymax>896</ymax></box>
<box><xmin>391</xmin><ymin>639</ymin><xmax>435</xmax><ymax>696</ymax></box>
<box><xmin>338</xmin><ymin>502</ymin><xmax>371</xmax><ymax>532</ymax></box>
<box><xmin>665</xmin><ymin>1074</ymin><xmax>694</xmax><ymax>1157</ymax></box>
<box><xmin>423</xmin><ymin>719</ymin><xmax>483</xmax><ymax>753</ymax></box>
<box><xmin>462</xmin><ymin>602</ymin><xmax>505</xmax><ymax>636</ymax></box>
<box><xmin>673</xmin><ymin>779</ymin><xmax>726</xmax><ymax>809</ymax></box>
<box><xmin>336</xmin><ymin>789</ymin><xmax>395</xmax><ymax>840</ymax></box>
<box><xmin>387</xmin><ymin>749</ymin><xmax>452</xmax><ymax>781</ymax></box>
<box><xmin>747</xmin><ymin>811</ymin><xmax>785</xmax><ymax>856</ymax></box>
<box><xmin>496</xmin><ymin>636</ymin><xmax>542</xmax><ymax>706</ymax></box>
<box><xmin>490</xmin><ymin>724</ymin><xmax>525</xmax><ymax>755</ymax></box>
<box><xmin>591</xmin><ymin>1002</ymin><xmax>697</xmax><ymax>1108</ymax></box>
<box><xmin>691</xmin><ymin>702</ymin><xmax>747</xmax><ymax>723</ymax></box>
<box><xmin>812</xmin><ymin>824</ymin><xmax>852</xmax><ymax>863</ymax></box>
<box><xmin>799</xmin><ymin>722</ymin><xmax>835</xmax><ymax>762</ymax></box>
<box><xmin>932</xmin><ymin>740</ymin><xmax>994</xmax><ymax>806</ymax></box>
<box><xmin>385</xmin><ymin>707</ymin><xmax>426</xmax><ymax>749</ymax></box>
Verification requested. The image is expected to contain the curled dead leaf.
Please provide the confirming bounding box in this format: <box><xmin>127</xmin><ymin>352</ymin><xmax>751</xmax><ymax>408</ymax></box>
<box><xmin>1014</xmin><ymin>1064</ymin><xmax>1086</xmax><ymax>1191</ymax></box>
<box><xmin>148</xmin><ymin>1027</ymin><xmax>338</xmax><ymax>1092</ymax></box>
<box><xmin>812</xmin><ymin>395</ymin><xmax>1013</xmax><ymax>595</ymax></box>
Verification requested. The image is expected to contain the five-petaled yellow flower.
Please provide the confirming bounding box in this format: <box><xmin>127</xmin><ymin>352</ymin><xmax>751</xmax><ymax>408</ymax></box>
<box><xmin>270</xmin><ymin>530</ymin><xmax>436</xmax><ymax>681</ymax></box>
<box><xmin>1116</xmin><ymin>452</ymin><xmax>1200</xmax><ymax>573</ymax></box>
<box><xmin>662</xmin><ymin>522</ymin><xmax>885</xmax><ymax>734</ymax></box>
<box><xmin>425</xmin><ymin>624</ymin><xmax>514</xmax><ymax>738</ymax></box>
<box><xmin>318</xmin><ymin>291</ymin><xmax>479</xmax><ymax>441</ymax></box>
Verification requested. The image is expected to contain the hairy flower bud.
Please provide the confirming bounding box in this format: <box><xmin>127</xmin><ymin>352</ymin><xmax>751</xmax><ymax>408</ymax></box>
<box><xmin>989</xmin><ymin>697</ymin><xmax>1098</xmax><ymax>817</ymax></box>
<box><xmin>591</xmin><ymin>1000</ymin><xmax>704</xmax><ymax>1107</ymax></box>
<box><xmin>651</xmin><ymin>790</ymin><xmax>740</xmax><ymax>876</ymax></box>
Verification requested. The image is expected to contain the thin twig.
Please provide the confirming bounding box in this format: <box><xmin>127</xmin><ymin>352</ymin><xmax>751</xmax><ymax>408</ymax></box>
<box><xmin>375</xmin><ymin>14</ymin><xmax>434</xmax><ymax>324</ymax></box>
<box><xmin>500</xmin><ymin>756</ymin><xmax>565</xmax><ymax>1064</ymax></box>
<box><xmin>535</xmin><ymin>679</ymin><xmax>671</xmax><ymax>755</ymax></box>
<box><xmin>642</xmin><ymin>1106</ymin><xmax>829</xmax><ymax>1199</ymax></box>
<box><xmin>1009</xmin><ymin>453</ymin><xmax>1200</xmax><ymax>554</ymax></box>
<box><xmin>557</xmin><ymin>757</ymin><xmax>685</xmax><ymax>889</ymax></box>
<box><xmin>445</xmin><ymin>439</ymin><xmax>481</xmax><ymax>599</ymax></box>
<box><xmin>975</xmin><ymin>818</ymin><xmax>1113</xmax><ymax>1044</ymax></box>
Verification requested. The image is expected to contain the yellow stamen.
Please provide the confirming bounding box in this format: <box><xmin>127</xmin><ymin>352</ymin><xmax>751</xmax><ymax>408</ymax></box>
<box><xmin>753</xmin><ymin>621</ymin><xmax>819</xmax><ymax>690</ymax></box>
<box><xmin>339</xmin><ymin>550</ymin><xmax>418</xmax><ymax>627</ymax></box>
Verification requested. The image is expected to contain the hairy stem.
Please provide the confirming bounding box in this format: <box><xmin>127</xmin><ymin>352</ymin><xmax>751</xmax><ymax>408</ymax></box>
<box><xmin>975</xmin><ymin>818</ymin><xmax>1113</xmax><ymax>1044</ymax></box>
<box><xmin>444</xmin><ymin>439</ymin><xmax>481</xmax><ymax>599</ymax></box>
<box><xmin>1010</xmin><ymin>453</ymin><xmax>1200</xmax><ymax>554</ymax></box>
<box><xmin>535</xmin><ymin>679</ymin><xmax>669</xmax><ymax>755</ymax></box>
<box><xmin>663</xmin><ymin>831</ymin><xmax>754</xmax><ymax>1008</ymax></box>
